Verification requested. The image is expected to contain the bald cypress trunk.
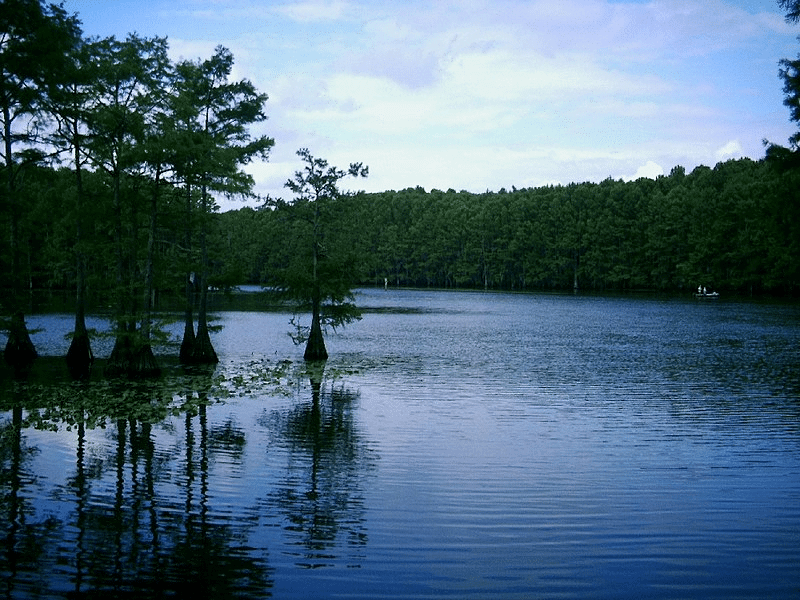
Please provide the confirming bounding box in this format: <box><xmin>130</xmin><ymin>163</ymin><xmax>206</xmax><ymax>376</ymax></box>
<box><xmin>66</xmin><ymin>130</ymin><xmax>93</xmax><ymax>379</ymax></box>
<box><xmin>189</xmin><ymin>186</ymin><xmax>218</xmax><ymax>365</ymax></box>
<box><xmin>179</xmin><ymin>273</ymin><xmax>197</xmax><ymax>363</ymax></box>
<box><xmin>179</xmin><ymin>186</ymin><xmax>196</xmax><ymax>363</ymax></box>
<box><xmin>4</xmin><ymin>312</ymin><xmax>37</xmax><ymax>371</ymax></box>
<box><xmin>132</xmin><ymin>171</ymin><xmax>161</xmax><ymax>377</ymax></box>
<box><xmin>191</xmin><ymin>271</ymin><xmax>218</xmax><ymax>364</ymax></box>
<box><xmin>304</xmin><ymin>233</ymin><xmax>327</xmax><ymax>361</ymax></box>
<box><xmin>2</xmin><ymin>105</ymin><xmax>37</xmax><ymax>370</ymax></box>
<box><xmin>66</xmin><ymin>301</ymin><xmax>93</xmax><ymax>379</ymax></box>
<box><xmin>105</xmin><ymin>165</ymin><xmax>136</xmax><ymax>377</ymax></box>
<box><xmin>304</xmin><ymin>292</ymin><xmax>327</xmax><ymax>361</ymax></box>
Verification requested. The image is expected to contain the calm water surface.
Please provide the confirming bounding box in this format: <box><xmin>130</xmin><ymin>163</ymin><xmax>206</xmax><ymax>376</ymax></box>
<box><xmin>2</xmin><ymin>289</ymin><xmax>799</xmax><ymax>599</ymax></box>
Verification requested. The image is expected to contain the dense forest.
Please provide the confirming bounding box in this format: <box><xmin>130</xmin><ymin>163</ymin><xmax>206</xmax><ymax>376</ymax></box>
<box><xmin>2</xmin><ymin>1</ymin><xmax>800</xmax><ymax>375</ymax></box>
<box><xmin>10</xmin><ymin>155</ymin><xmax>800</xmax><ymax>307</ymax></box>
<box><xmin>225</xmin><ymin>158</ymin><xmax>800</xmax><ymax>295</ymax></box>
<box><xmin>11</xmin><ymin>156</ymin><xmax>800</xmax><ymax>305</ymax></box>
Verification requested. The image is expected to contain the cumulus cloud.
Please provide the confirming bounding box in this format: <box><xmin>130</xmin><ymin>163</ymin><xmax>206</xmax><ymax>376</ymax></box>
<box><xmin>627</xmin><ymin>161</ymin><xmax>665</xmax><ymax>182</ymax></box>
<box><xmin>715</xmin><ymin>140</ymin><xmax>743</xmax><ymax>161</ymax></box>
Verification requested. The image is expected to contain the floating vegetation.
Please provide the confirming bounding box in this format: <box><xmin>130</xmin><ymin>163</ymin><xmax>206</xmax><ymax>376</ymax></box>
<box><xmin>1</xmin><ymin>356</ymin><xmax>359</xmax><ymax>433</ymax></box>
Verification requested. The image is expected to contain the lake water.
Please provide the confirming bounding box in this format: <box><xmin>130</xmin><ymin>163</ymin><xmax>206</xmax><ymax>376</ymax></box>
<box><xmin>1</xmin><ymin>289</ymin><xmax>799</xmax><ymax>599</ymax></box>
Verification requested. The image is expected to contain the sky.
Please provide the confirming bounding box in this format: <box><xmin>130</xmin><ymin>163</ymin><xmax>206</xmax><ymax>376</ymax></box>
<box><xmin>62</xmin><ymin>0</ymin><xmax>799</xmax><ymax>211</ymax></box>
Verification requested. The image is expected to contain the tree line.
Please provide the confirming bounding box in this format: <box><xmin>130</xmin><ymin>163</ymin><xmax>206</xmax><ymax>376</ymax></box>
<box><xmin>220</xmin><ymin>157</ymin><xmax>799</xmax><ymax>295</ymax></box>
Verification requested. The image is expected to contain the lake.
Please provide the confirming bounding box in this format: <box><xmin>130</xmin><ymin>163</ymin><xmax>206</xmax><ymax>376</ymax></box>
<box><xmin>2</xmin><ymin>288</ymin><xmax>799</xmax><ymax>599</ymax></box>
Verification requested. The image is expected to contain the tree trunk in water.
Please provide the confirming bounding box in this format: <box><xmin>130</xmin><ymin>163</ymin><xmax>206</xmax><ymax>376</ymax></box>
<box><xmin>132</xmin><ymin>174</ymin><xmax>161</xmax><ymax>378</ymax></box>
<box><xmin>132</xmin><ymin>343</ymin><xmax>160</xmax><ymax>378</ymax></box>
<box><xmin>304</xmin><ymin>294</ymin><xmax>327</xmax><ymax>361</ymax></box>
<box><xmin>190</xmin><ymin>187</ymin><xmax>218</xmax><ymax>364</ymax></box>
<box><xmin>179</xmin><ymin>274</ymin><xmax>196</xmax><ymax>363</ymax></box>
<box><xmin>179</xmin><ymin>186</ymin><xmax>196</xmax><ymax>363</ymax></box>
<box><xmin>4</xmin><ymin>311</ymin><xmax>38</xmax><ymax>371</ymax></box>
<box><xmin>191</xmin><ymin>271</ymin><xmax>218</xmax><ymax>364</ymax></box>
<box><xmin>66</xmin><ymin>139</ymin><xmax>93</xmax><ymax>379</ymax></box>
<box><xmin>3</xmin><ymin>105</ymin><xmax>36</xmax><ymax>370</ymax></box>
<box><xmin>105</xmin><ymin>322</ymin><xmax>134</xmax><ymax>377</ymax></box>
<box><xmin>105</xmin><ymin>167</ymin><xmax>135</xmax><ymax>378</ymax></box>
<box><xmin>304</xmin><ymin>217</ymin><xmax>327</xmax><ymax>361</ymax></box>
<box><xmin>66</xmin><ymin>307</ymin><xmax>93</xmax><ymax>380</ymax></box>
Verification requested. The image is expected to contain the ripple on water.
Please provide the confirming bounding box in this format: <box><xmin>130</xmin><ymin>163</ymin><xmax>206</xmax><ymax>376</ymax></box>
<box><xmin>3</xmin><ymin>291</ymin><xmax>800</xmax><ymax>599</ymax></box>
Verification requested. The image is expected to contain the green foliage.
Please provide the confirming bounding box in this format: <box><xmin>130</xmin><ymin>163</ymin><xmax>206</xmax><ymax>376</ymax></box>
<box><xmin>265</xmin><ymin>149</ymin><xmax>368</xmax><ymax>346</ymax></box>
<box><xmin>0</xmin><ymin>0</ymin><xmax>82</xmax><ymax>311</ymax></box>
<box><xmin>228</xmin><ymin>158</ymin><xmax>799</xmax><ymax>295</ymax></box>
<box><xmin>0</xmin><ymin>9</ymin><xmax>273</xmax><ymax>369</ymax></box>
<box><xmin>170</xmin><ymin>46</ymin><xmax>273</xmax><ymax>201</ymax></box>
<box><xmin>765</xmin><ymin>0</ymin><xmax>800</xmax><ymax>169</ymax></box>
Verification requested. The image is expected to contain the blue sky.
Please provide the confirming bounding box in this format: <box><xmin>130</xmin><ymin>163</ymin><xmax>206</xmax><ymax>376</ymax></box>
<box><xmin>63</xmin><ymin>0</ymin><xmax>798</xmax><ymax>210</ymax></box>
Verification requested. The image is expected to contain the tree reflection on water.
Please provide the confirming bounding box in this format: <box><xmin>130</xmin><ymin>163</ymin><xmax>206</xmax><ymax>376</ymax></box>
<box><xmin>1</xmin><ymin>358</ymin><xmax>375</xmax><ymax>597</ymax></box>
<box><xmin>54</xmin><ymin>413</ymin><xmax>273</xmax><ymax>598</ymax></box>
<box><xmin>2</xmin><ymin>379</ymin><xmax>274</xmax><ymax>598</ymax></box>
<box><xmin>259</xmin><ymin>363</ymin><xmax>375</xmax><ymax>570</ymax></box>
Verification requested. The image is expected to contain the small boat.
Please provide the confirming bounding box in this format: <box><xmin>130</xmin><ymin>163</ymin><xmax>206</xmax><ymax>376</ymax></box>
<box><xmin>694</xmin><ymin>291</ymin><xmax>719</xmax><ymax>299</ymax></box>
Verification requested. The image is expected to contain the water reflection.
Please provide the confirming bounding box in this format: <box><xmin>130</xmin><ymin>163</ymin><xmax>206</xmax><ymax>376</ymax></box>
<box><xmin>0</xmin><ymin>373</ymin><xmax>275</xmax><ymax>598</ymax></box>
<box><xmin>0</xmin><ymin>398</ymin><xmax>27</xmax><ymax>599</ymax></box>
<box><xmin>259</xmin><ymin>364</ymin><xmax>374</xmax><ymax>570</ymax></box>
<box><xmin>0</xmin><ymin>359</ymin><xmax>378</xmax><ymax>597</ymax></box>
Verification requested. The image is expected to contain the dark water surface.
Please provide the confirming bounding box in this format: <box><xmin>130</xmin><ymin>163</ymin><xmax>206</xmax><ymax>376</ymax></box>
<box><xmin>2</xmin><ymin>289</ymin><xmax>799</xmax><ymax>598</ymax></box>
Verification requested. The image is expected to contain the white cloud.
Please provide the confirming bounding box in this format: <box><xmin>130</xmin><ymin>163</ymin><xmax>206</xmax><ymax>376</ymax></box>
<box><xmin>166</xmin><ymin>39</ymin><xmax>219</xmax><ymax>62</ymax></box>
<box><xmin>715</xmin><ymin>140</ymin><xmax>744</xmax><ymax>161</ymax></box>
<box><xmin>627</xmin><ymin>161</ymin><xmax>665</xmax><ymax>182</ymax></box>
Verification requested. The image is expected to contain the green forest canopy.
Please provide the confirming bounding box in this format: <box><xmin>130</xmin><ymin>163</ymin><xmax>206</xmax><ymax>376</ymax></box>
<box><xmin>227</xmin><ymin>159</ymin><xmax>799</xmax><ymax>295</ymax></box>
